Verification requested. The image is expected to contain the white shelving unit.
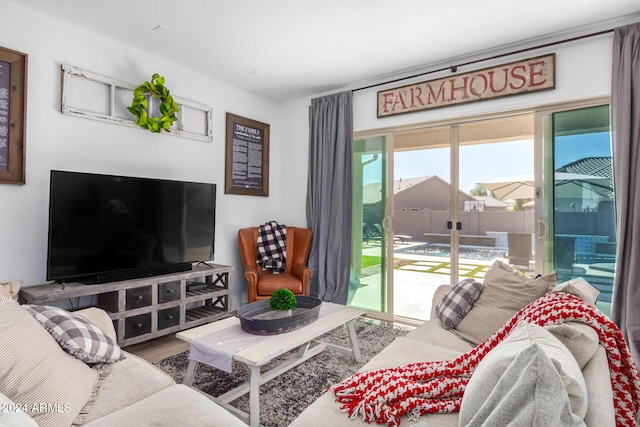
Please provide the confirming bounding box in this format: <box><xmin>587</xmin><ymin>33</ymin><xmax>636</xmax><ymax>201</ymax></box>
<box><xmin>19</xmin><ymin>263</ymin><xmax>233</xmax><ymax>346</ymax></box>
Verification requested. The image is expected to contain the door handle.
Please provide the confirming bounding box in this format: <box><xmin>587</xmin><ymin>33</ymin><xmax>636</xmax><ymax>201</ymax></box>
<box><xmin>537</xmin><ymin>220</ymin><xmax>548</xmax><ymax>239</ymax></box>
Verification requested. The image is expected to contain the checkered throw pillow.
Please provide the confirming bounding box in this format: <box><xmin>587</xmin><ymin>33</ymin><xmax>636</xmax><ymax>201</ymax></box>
<box><xmin>26</xmin><ymin>305</ymin><xmax>125</xmax><ymax>364</ymax></box>
<box><xmin>435</xmin><ymin>278</ymin><xmax>483</xmax><ymax>330</ymax></box>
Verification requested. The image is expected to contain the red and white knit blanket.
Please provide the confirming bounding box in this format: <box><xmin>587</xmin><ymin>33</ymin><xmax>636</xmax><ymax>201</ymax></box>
<box><xmin>331</xmin><ymin>292</ymin><xmax>640</xmax><ymax>426</ymax></box>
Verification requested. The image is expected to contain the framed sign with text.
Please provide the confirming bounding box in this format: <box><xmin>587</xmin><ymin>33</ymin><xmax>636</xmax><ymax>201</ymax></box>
<box><xmin>0</xmin><ymin>46</ymin><xmax>27</xmax><ymax>185</ymax></box>
<box><xmin>225</xmin><ymin>113</ymin><xmax>270</xmax><ymax>196</ymax></box>
<box><xmin>377</xmin><ymin>54</ymin><xmax>555</xmax><ymax>117</ymax></box>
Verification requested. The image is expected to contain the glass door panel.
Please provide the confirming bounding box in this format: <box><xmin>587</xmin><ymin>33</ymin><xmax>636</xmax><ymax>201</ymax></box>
<box><xmin>458</xmin><ymin>115</ymin><xmax>536</xmax><ymax>280</ymax></box>
<box><xmin>389</xmin><ymin>116</ymin><xmax>536</xmax><ymax>323</ymax></box>
<box><xmin>550</xmin><ymin>105</ymin><xmax>615</xmax><ymax>315</ymax></box>
<box><xmin>353</xmin><ymin>102</ymin><xmax>613</xmax><ymax>324</ymax></box>
<box><xmin>392</xmin><ymin>125</ymin><xmax>451</xmax><ymax>322</ymax></box>
<box><xmin>349</xmin><ymin>136</ymin><xmax>387</xmax><ymax>314</ymax></box>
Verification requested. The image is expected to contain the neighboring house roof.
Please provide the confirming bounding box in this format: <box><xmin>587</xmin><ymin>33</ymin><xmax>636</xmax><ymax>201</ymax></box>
<box><xmin>363</xmin><ymin>177</ymin><xmax>434</xmax><ymax>204</ymax></box>
<box><xmin>472</xmin><ymin>196</ymin><xmax>511</xmax><ymax>209</ymax></box>
<box><xmin>363</xmin><ymin>176</ymin><xmax>476</xmax><ymax>205</ymax></box>
<box><xmin>393</xmin><ymin>176</ymin><xmax>431</xmax><ymax>193</ymax></box>
<box><xmin>557</xmin><ymin>156</ymin><xmax>612</xmax><ymax>179</ymax></box>
<box><xmin>394</xmin><ymin>176</ymin><xmax>475</xmax><ymax>199</ymax></box>
<box><xmin>556</xmin><ymin>156</ymin><xmax>613</xmax><ymax>198</ymax></box>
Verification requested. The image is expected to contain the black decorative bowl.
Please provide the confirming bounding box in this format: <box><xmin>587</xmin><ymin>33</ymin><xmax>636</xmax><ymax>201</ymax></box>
<box><xmin>237</xmin><ymin>296</ymin><xmax>322</xmax><ymax>335</ymax></box>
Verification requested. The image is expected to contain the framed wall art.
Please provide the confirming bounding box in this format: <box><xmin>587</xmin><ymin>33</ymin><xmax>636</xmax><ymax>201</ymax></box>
<box><xmin>0</xmin><ymin>46</ymin><xmax>27</xmax><ymax>185</ymax></box>
<box><xmin>225</xmin><ymin>113</ymin><xmax>270</xmax><ymax>196</ymax></box>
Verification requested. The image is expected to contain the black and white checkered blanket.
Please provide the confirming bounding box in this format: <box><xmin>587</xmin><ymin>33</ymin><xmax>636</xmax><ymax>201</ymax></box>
<box><xmin>257</xmin><ymin>221</ymin><xmax>287</xmax><ymax>273</ymax></box>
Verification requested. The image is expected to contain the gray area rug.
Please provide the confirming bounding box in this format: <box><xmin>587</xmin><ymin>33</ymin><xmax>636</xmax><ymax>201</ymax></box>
<box><xmin>154</xmin><ymin>318</ymin><xmax>411</xmax><ymax>427</ymax></box>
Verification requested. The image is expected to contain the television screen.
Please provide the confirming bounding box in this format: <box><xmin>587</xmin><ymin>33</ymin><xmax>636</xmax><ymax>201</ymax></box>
<box><xmin>46</xmin><ymin>170</ymin><xmax>216</xmax><ymax>284</ymax></box>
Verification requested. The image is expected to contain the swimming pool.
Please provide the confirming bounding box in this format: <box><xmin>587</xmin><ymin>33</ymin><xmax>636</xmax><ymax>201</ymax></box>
<box><xmin>398</xmin><ymin>243</ymin><xmax>507</xmax><ymax>261</ymax></box>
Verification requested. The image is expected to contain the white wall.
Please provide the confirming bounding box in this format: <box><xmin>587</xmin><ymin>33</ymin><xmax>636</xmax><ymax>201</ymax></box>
<box><xmin>281</xmin><ymin>31</ymin><xmax>618</xmax><ymax>162</ymax></box>
<box><xmin>1</xmin><ymin>0</ymin><xmax>629</xmax><ymax>311</ymax></box>
<box><xmin>0</xmin><ymin>1</ymin><xmax>309</xmax><ymax>308</ymax></box>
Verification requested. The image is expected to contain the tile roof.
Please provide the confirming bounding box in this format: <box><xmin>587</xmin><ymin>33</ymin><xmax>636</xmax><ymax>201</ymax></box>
<box><xmin>556</xmin><ymin>156</ymin><xmax>613</xmax><ymax>198</ymax></box>
<box><xmin>556</xmin><ymin>156</ymin><xmax>612</xmax><ymax>179</ymax></box>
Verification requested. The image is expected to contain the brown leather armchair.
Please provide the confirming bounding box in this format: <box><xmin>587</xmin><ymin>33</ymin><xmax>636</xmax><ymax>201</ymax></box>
<box><xmin>238</xmin><ymin>226</ymin><xmax>313</xmax><ymax>303</ymax></box>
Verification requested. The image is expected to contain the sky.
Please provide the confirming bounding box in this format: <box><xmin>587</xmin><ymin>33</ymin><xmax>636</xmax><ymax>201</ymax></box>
<box><xmin>363</xmin><ymin>132</ymin><xmax>612</xmax><ymax>194</ymax></box>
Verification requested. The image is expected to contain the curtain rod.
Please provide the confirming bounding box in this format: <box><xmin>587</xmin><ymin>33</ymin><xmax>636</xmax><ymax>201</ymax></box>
<box><xmin>353</xmin><ymin>28</ymin><xmax>614</xmax><ymax>93</ymax></box>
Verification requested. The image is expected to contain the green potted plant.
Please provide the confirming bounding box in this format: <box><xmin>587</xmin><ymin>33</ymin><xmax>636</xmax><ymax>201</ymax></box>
<box><xmin>269</xmin><ymin>288</ymin><xmax>297</xmax><ymax>318</ymax></box>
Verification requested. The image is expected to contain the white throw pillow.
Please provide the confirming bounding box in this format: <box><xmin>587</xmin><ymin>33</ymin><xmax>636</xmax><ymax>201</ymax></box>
<box><xmin>545</xmin><ymin>322</ymin><xmax>600</xmax><ymax>369</ymax></box>
<box><xmin>551</xmin><ymin>277</ymin><xmax>600</xmax><ymax>306</ymax></box>
<box><xmin>460</xmin><ymin>322</ymin><xmax>588</xmax><ymax>424</ymax></box>
<box><xmin>460</xmin><ymin>341</ymin><xmax>586</xmax><ymax>426</ymax></box>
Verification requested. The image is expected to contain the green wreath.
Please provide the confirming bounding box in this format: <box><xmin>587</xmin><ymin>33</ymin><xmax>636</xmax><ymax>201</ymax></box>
<box><xmin>128</xmin><ymin>74</ymin><xmax>180</xmax><ymax>133</ymax></box>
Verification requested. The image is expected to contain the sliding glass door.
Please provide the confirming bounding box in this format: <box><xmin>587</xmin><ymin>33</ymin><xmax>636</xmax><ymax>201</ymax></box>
<box><xmin>349</xmin><ymin>136</ymin><xmax>388</xmax><ymax>316</ymax></box>
<box><xmin>352</xmin><ymin>115</ymin><xmax>538</xmax><ymax>323</ymax></box>
<box><xmin>391</xmin><ymin>125</ymin><xmax>452</xmax><ymax>321</ymax></box>
<box><xmin>458</xmin><ymin>116</ymin><xmax>538</xmax><ymax>280</ymax></box>
<box><xmin>545</xmin><ymin>104</ymin><xmax>615</xmax><ymax>315</ymax></box>
<box><xmin>350</xmin><ymin>99</ymin><xmax>615</xmax><ymax>322</ymax></box>
<box><xmin>389</xmin><ymin>116</ymin><xmax>537</xmax><ymax>322</ymax></box>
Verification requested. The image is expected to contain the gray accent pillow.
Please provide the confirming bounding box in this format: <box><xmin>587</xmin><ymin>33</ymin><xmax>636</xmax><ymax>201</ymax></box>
<box><xmin>460</xmin><ymin>322</ymin><xmax>587</xmax><ymax>426</ymax></box>
<box><xmin>26</xmin><ymin>305</ymin><xmax>125</xmax><ymax>364</ymax></box>
<box><xmin>454</xmin><ymin>260</ymin><xmax>556</xmax><ymax>345</ymax></box>
<box><xmin>435</xmin><ymin>278</ymin><xmax>483</xmax><ymax>329</ymax></box>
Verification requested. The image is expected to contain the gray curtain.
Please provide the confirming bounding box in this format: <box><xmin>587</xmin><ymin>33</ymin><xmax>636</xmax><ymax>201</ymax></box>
<box><xmin>306</xmin><ymin>91</ymin><xmax>353</xmax><ymax>304</ymax></box>
<box><xmin>610</xmin><ymin>22</ymin><xmax>640</xmax><ymax>363</ymax></box>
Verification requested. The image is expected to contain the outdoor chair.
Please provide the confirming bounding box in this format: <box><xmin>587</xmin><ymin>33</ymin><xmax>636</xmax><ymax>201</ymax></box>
<box><xmin>363</xmin><ymin>223</ymin><xmax>382</xmax><ymax>243</ymax></box>
<box><xmin>238</xmin><ymin>226</ymin><xmax>313</xmax><ymax>303</ymax></box>
<box><xmin>554</xmin><ymin>236</ymin><xmax>587</xmax><ymax>282</ymax></box>
<box><xmin>506</xmin><ymin>232</ymin><xmax>532</xmax><ymax>268</ymax></box>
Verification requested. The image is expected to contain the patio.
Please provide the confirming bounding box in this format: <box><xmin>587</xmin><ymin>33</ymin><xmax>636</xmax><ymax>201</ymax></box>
<box><xmin>349</xmin><ymin>240</ymin><xmax>613</xmax><ymax>322</ymax></box>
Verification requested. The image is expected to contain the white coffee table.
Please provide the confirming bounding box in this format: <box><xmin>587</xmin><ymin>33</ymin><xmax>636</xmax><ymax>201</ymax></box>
<box><xmin>176</xmin><ymin>302</ymin><xmax>365</xmax><ymax>427</ymax></box>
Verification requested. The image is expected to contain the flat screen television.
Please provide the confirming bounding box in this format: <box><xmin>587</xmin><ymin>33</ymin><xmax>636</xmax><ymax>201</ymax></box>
<box><xmin>46</xmin><ymin>170</ymin><xmax>216</xmax><ymax>284</ymax></box>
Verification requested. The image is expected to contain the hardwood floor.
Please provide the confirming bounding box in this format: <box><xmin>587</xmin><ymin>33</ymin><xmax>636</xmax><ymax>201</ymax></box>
<box><xmin>123</xmin><ymin>334</ymin><xmax>189</xmax><ymax>364</ymax></box>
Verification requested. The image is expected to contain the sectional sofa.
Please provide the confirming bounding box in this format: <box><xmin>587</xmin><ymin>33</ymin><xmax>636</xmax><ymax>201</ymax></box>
<box><xmin>291</xmin><ymin>261</ymin><xmax>619</xmax><ymax>426</ymax></box>
<box><xmin>1</xmin><ymin>259</ymin><xmax>629</xmax><ymax>427</ymax></box>
<box><xmin>0</xmin><ymin>295</ymin><xmax>246</xmax><ymax>427</ymax></box>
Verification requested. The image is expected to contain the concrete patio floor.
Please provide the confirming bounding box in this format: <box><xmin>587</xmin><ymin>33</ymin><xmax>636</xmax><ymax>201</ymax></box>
<box><xmin>349</xmin><ymin>241</ymin><xmax>613</xmax><ymax>323</ymax></box>
<box><xmin>349</xmin><ymin>244</ymin><xmax>498</xmax><ymax>322</ymax></box>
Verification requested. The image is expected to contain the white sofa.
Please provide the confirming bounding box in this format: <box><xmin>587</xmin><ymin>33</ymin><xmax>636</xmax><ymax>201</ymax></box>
<box><xmin>291</xmin><ymin>268</ymin><xmax>617</xmax><ymax>426</ymax></box>
<box><xmin>0</xmin><ymin>296</ymin><xmax>246</xmax><ymax>427</ymax></box>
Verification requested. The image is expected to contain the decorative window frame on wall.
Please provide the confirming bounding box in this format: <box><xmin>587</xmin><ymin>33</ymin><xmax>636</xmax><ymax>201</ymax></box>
<box><xmin>61</xmin><ymin>65</ymin><xmax>213</xmax><ymax>142</ymax></box>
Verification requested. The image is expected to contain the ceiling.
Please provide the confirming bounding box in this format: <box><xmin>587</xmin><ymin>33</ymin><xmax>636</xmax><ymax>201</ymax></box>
<box><xmin>13</xmin><ymin>0</ymin><xmax>640</xmax><ymax>101</ymax></box>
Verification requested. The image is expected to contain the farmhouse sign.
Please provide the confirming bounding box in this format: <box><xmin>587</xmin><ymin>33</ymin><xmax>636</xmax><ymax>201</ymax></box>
<box><xmin>377</xmin><ymin>54</ymin><xmax>555</xmax><ymax>118</ymax></box>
